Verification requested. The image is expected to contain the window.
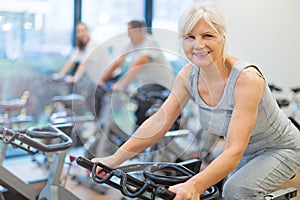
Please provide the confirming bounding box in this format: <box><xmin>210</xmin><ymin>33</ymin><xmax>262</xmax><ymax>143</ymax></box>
<box><xmin>151</xmin><ymin>0</ymin><xmax>194</xmax><ymax>72</ymax></box>
<box><xmin>152</xmin><ymin>0</ymin><xmax>194</xmax><ymax>31</ymax></box>
<box><xmin>0</xmin><ymin>0</ymin><xmax>74</xmax><ymax>157</ymax></box>
<box><xmin>0</xmin><ymin>0</ymin><xmax>74</xmax><ymax>64</ymax></box>
<box><xmin>82</xmin><ymin>0</ymin><xmax>145</xmax><ymax>44</ymax></box>
<box><xmin>0</xmin><ymin>0</ymin><xmax>74</xmax><ymax>111</ymax></box>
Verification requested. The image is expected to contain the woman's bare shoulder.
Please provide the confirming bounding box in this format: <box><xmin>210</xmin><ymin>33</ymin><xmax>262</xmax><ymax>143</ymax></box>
<box><xmin>178</xmin><ymin>63</ymin><xmax>193</xmax><ymax>78</ymax></box>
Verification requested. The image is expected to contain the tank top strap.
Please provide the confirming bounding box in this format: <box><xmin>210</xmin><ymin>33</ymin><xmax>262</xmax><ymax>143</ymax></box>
<box><xmin>225</xmin><ymin>60</ymin><xmax>256</xmax><ymax>107</ymax></box>
<box><xmin>188</xmin><ymin>65</ymin><xmax>199</xmax><ymax>103</ymax></box>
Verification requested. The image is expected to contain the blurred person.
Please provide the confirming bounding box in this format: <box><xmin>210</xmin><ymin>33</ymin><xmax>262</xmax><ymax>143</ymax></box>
<box><xmin>98</xmin><ymin>20</ymin><xmax>174</xmax><ymax>90</ymax></box>
<box><xmin>96</xmin><ymin>20</ymin><xmax>175</xmax><ymax>121</ymax></box>
<box><xmin>53</xmin><ymin>22</ymin><xmax>97</xmax><ymax>83</ymax></box>
<box><xmin>53</xmin><ymin>22</ymin><xmax>112</xmax><ymax>116</ymax></box>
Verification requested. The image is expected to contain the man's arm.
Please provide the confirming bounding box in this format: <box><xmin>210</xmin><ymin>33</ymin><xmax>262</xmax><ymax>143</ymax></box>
<box><xmin>113</xmin><ymin>54</ymin><xmax>150</xmax><ymax>90</ymax></box>
<box><xmin>98</xmin><ymin>54</ymin><xmax>127</xmax><ymax>85</ymax></box>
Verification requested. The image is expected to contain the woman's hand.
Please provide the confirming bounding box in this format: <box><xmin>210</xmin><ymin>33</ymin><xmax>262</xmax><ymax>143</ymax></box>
<box><xmin>90</xmin><ymin>155</ymin><xmax>119</xmax><ymax>178</ymax></box>
<box><xmin>168</xmin><ymin>181</ymin><xmax>202</xmax><ymax>200</ymax></box>
<box><xmin>64</xmin><ymin>75</ymin><xmax>75</xmax><ymax>83</ymax></box>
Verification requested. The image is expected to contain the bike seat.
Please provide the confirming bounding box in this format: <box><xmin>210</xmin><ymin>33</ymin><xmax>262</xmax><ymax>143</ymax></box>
<box><xmin>52</xmin><ymin>93</ymin><xmax>85</xmax><ymax>108</ymax></box>
<box><xmin>0</xmin><ymin>99</ymin><xmax>25</xmax><ymax>111</ymax></box>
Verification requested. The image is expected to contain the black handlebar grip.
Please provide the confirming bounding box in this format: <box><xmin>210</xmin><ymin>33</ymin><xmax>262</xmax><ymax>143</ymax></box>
<box><xmin>76</xmin><ymin>156</ymin><xmax>115</xmax><ymax>174</ymax></box>
<box><xmin>155</xmin><ymin>187</ymin><xmax>176</xmax><ymax>199</ymax></box>
<box><xmin>76</xmin><ymin>156</ymin><xmax>94</xmax><ymax>171</ymax></box>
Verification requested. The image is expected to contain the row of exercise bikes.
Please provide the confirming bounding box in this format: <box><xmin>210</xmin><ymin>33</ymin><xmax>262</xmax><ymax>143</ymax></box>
<box><xmin>0</xmin><ymin>78</ymin><xmax>298</xmax><ymax>199</ymax></box>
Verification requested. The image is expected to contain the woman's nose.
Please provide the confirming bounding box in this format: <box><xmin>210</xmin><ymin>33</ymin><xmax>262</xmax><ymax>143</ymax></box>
<box><xmin>194</xmin><ymin>37</ymin><xmax>205</xmax><ymax>48</ymax></box>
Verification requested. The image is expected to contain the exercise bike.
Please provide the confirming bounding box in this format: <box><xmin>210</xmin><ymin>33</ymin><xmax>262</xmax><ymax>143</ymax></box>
<box><xmin>0</xmin><ymin>92</ymin><xmax>35</xmax><ymax>163</ymax></box>
<box><xmin>32</xmin><ymin>75</ymin><xmax>95</xmax><ymax>169</ymax></box>
<box><xmin>76</xmin><ymin>156</ymin><xmax>219</xmax><ymax>200</ymax></box>
<box><xmin>0</xmin><ymin>124</ymin><xmax>80</xmax><ymax>200</ymax></box>
<box><xmin>76</xmin><ymin>156</ymin><xmax>297</xmax><ymax>200</ymax></box>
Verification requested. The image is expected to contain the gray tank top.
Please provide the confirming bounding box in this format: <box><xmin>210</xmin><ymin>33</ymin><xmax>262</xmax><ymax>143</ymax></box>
<box><xmin>188</xmin><ymin>60</ymin><xmax>299</xmax><ymax>154</ymax></box>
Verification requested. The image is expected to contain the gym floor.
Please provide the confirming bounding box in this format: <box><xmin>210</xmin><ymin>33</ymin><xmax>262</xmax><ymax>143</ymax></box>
<box><xmin>2</xmin><ymin>146</ymin><xmax>300</xmax><ymax>200</ymax></box>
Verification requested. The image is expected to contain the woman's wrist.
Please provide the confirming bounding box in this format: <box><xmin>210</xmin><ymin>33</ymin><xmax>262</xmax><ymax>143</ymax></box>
<box><xmin>187</xmin><ymin>177</ymin><xmax>205</xmax><ymax>195</ymax></box>
<box><xmin>112</xmin><ymin>148</ymin><xmax>138</xmax><ymax>166</ymax></box>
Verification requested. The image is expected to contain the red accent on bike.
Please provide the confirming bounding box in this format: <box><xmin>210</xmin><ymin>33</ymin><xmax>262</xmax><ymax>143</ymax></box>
<box><xmin>69</xmin><ymin>155</ymin><xmax>76</xmax><ymax>163</ymax></box>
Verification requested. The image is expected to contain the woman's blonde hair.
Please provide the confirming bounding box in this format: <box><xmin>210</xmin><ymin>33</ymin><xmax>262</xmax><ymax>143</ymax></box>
<box><xmin>178</xmin><ymin>2</ymin><xmax>226</xmax><ymax>41</ymax></box>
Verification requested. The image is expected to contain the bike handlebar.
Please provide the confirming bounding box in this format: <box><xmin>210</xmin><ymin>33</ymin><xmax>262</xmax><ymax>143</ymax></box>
<box><xmin>76</xmin><ymin>156</ymin><xmax>219</xmax><ymax>200</ymax></box>
<box><xmin>143</xmin><ymin>164</ymin><xmax>195</xmax><ymax>185</ymax></box>
<box><xmin>0</xmin><ymin>125</ymin><xmax>73</xmax><ymax>154</ymax></box>
<box><xmin>76</xmin><ymin>156</ymin><xmax>176</xmax><ymax>199</ymax></box>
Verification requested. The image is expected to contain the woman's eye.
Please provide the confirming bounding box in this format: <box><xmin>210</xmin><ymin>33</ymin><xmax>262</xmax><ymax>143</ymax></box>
<box><xmin>184</xmin><ymin>35</ymin><xmax>195</xmax><ymax>40</ymax></box>
<box><xmin>203</xmin><ymin>34</ymin><xmax>213</xmax><ymax>39</ymax></box>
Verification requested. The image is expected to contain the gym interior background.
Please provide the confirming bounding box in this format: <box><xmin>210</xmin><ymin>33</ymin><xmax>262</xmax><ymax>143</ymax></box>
<box><xmin>1</xmin><ymin>0</ymin><xmax>300</xmax><ymax>122</ymax></box>
<box><xmin>0</xmin><ymin>0</ymin><xmax>300</xmax><ymax>199</ymax></box>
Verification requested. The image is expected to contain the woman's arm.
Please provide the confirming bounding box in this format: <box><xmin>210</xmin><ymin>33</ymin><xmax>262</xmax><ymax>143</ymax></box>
<box><xmin>54</xmin><ymin>47</ymin><xmax>80</xmax><ymax>78</ymax></box>
<box><xmin>53</xmin><ymin>60</ymin><xmax>76</xmax><ymax>79</ymax></box>
<box><xmin>66</xmin><ymin>59</ymin><xmax>90</xmax><ymax>83</ymax></box>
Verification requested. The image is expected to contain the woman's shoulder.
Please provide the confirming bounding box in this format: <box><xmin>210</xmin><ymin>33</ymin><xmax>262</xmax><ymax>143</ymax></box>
<box><xmin>178</xmin><ymin>63</ymin><xmax>193</xmax><ymax>77</ymax></box>
<box><xmin>225</xmin><ymin>55</ymin><xmax>239</xmax><ymax>68</ymax></box>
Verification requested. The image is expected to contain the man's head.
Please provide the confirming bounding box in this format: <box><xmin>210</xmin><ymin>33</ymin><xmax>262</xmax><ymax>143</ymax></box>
<box><xmin>127</xmin><ymin>20</ymin><xmax>146</xmax><ymax>45</ymax></box>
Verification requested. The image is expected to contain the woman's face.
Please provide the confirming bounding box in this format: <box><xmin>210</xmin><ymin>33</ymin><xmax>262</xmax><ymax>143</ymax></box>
<box><xmin>182</xmin><ymin>18</ymin><xmax>224</xmax><ymax>67</ymax></box>
<box><xmin>76</xmin><ymin>24</ymin><xmax>89</xmax><ymax>44</ymax></box>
